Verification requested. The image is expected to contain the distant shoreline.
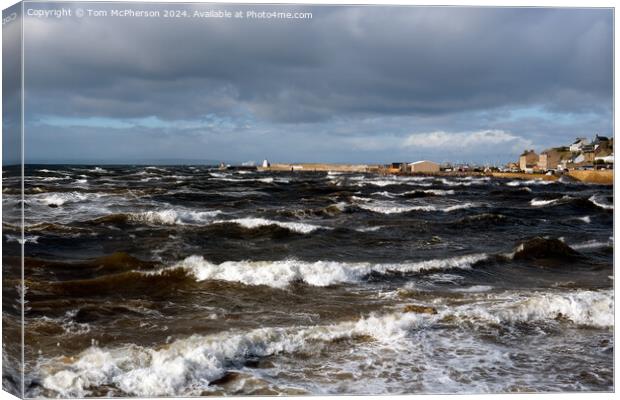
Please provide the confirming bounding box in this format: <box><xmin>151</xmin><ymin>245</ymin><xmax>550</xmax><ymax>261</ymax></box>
<box><xmin>258</xmin><ymin>163</ymin><xmax>613</xmax><ymax>185</ymax></box>
<box><xmin>5</xmin><ymin>162</ymin><xmax>612</xmax><ymax>185</ymax></box>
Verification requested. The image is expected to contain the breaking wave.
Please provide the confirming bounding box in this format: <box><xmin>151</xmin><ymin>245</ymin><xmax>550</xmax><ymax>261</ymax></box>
<box><xmin>38</xmin><ymin>288</ymin><xmax>612</xmax><ymax>397</ymax></box>
<box><xmin>460</xmin><ymin>289</ymin><xmax>613</xmax><ymax>329</ymax></box>
<box><xmin>588</xmin><ymin>195</ymin><xmax>613</xmax><ymax>210</ymax></box>
<box><xmin>127</xmin><ymin>209</ymin><xmax>224</xmax><ymax>225</ymax></box>
<box><xmin>160</xmin><ymin>253</ymin><xmax>489</xmax><ymax>288</ymax></box>
<box><xmin>213</xmin><ymin>218</ymin><xmax>328</xmax><ymax>234</ymax></box>
<box><xmin>358</xmin><ymin>201</ymin><xmax>475</xmax><ymax>214</ymax></box>
<box><xmin>530</xmin><ymin>198</ymin><xmax>561</xmax><ymax>207</ymax></box>
<box><xmin>570</xmin><ymin>239</ymin><xmax>613</xmax><ymax>250</ymax></box>
<box><xmin>38</xmin><ymin>311</ymin><xmax>432</xmax><ymax>397</ymax></box>
<box><xmin>35</xmin><ymin>193</ymin><xmax>91</xmax><ymax>207</ymax></box>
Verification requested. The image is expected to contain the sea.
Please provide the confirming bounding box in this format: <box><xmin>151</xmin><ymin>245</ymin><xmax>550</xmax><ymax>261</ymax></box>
<box><xmin>1</xmin><ymin>165</ymin><xmax>614</xmax><ymax>397</ymax></box>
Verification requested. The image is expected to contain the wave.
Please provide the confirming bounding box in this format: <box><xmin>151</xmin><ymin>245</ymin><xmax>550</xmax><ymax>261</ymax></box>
<box><xmin>463</xmin><ymin>289</ymin><xmax>613</xmax><ymax>329</ymax></box>
<box><xmin>278</xmin><ymin>202</ymin><xmax>348</xmax><ymax>219</ymax></box>
<box><xmin>213</xmin><ymin>217</ymin><xmax>327</xmax><ymax>234</ymax></box>
<box><xmin>373</xmin><ymin>189</ymin><xmax>455</xmax><ymax>198</ymax></box>
<box><xmin>210</xmin><ymin>176</ymin><xmax>288</xmax><ymax>184</ymax></box>
<box><xmin>505</xmin><ymin>179</ymin><xmax>554</xmax><ymax>187</ymax></box>
<box><xmin>451</xmin><ymin>213</ymin><xmax>508</xmax><ymax>227</ymax></box>
<box><xmin>355</xmin><ymin>226</ymin><xmax>383</xmax><ymax>232</ymax></box>
<box><xmin>37</xmin><ymin>169</ymin><xmax>66</xmax><ymax>174</ymax></box>
<box><xmin>358</xmin><ymin>201</ymin><xmax>475</xmax><ymax>214</ymax></box>
<box><xmin>38</xmin><ymin>288</ymin><xmax>612</xmax><ymax>397</ymax></box>
<box><xmin>348</xmin><ymin>177</ymin><xmax>434</xmax><ymax>188</ymax></box>
<box><xmin>422</xmin><ymin>189</ymin><xmax>455</xmax><ymax>196</ymax></box>
<box><xmin>570</xmin><ymin>239</ymin><xmax>613</xmax><ymax>250</ymax></box>
<box><xmin>88</xmin><ymin>167</ymin><xmax>108</xmax><ymax>173</ymax></box>
<box><xmin>4</xmin><ymin>234</ymin><xmax>39</xmax><ymax>244</ymax></box>
<box><xmin>38</xmin><ymin>310</ymin><xmax>433</xmax><ymax>397</ymax></box>
<box><xmin>437</xmin><ymin>178</ymin><xmax>474</xmax><ymax>187</ymax></box>
<box><xmin>35</xmin><ymin>192</ymin><xmax>92</xmax><ymax>207</ymax></box>
<box><xmin>127</xmin><ymin>209</ymin><xmax>223</xmax><ymax>225</ymax></box>
<box><xmin>92</xmin><ymin>213</ymin><xmax>325</xmax><ymax>235</ymax></box>
<box><xmin>588</xmin><ymin>194</ymin><xmax>613</xmax><ymax>210</ymax></box>
<box><xmin>160</xmin><ymin>253</ymin><xmax>489</xmax><ymax>288</ymax></box>
<box><xmin>530</xmin><ymin>198</ymin><xmax>561</xmax><ymax>207</ymax></box>
<box><xmin>577</xmin><ymin>215</ymin><xmax>591</xmax><ymax>223</ymax></box>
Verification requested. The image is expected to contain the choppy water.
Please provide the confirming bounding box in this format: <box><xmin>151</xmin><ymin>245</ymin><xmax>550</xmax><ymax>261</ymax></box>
<box><xmin>2</xmin><ymin>165</ymin><xmax>614</xmax><ymax>397</ymax></box>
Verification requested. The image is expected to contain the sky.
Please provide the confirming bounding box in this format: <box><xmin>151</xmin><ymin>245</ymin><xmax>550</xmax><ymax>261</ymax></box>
<box><xmin>3</xmin><ymin>3</ymin><xmax>614</xmax><ymax>165</ymax></box>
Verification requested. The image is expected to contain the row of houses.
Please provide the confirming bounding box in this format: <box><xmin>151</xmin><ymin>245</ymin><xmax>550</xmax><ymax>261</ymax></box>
<box><xmin>516</xmin><ymin>134</ymin><xmax>613</xmax><ymax>172</ymax></box>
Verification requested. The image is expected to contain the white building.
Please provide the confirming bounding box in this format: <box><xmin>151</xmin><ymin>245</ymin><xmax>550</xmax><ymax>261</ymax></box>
<box><xmin>569</xmin><ymin>138</ymin><xmax>590</xmax><ymax>153</ymax></box>
<box><xmin>408</xmin><ymin>160</ymin><xmax>440</xmax><ymax>173</ymax></box>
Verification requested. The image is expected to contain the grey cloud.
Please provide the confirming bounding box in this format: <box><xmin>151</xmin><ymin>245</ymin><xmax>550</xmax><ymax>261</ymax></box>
<box><xmin>12</xmin><ymin>4</ymin><xmax>614</xmax><ymax>164</ymax></box>
<box><xmin>22</xmin><ymin>5</ymin><xmax>612</xmax><ymax>123</ymax></box>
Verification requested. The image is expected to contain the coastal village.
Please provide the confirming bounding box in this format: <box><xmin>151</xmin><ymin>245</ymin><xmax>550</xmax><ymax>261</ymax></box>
<box><xmin>378</xmin><ymin>134</ymin><xmax>614</xmax><ymax>175</ymax></box>
<box><xmin>224</xmin><ymin>134</ymin><xmax>613</xmax><ymax>185</ymax></box>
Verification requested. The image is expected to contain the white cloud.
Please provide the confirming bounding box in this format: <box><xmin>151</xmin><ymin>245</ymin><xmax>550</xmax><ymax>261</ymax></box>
<box><xmin>403</xmin><ymin>129</ymin><xmax>533</xmax><ymax>153</ymax></box>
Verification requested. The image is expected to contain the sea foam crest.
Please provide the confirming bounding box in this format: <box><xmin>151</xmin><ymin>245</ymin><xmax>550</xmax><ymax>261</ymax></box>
<box><xmin>505</xmin><ymin>179</ymin><xmax>554</xmax><ymax>187</ymax></box>
<box><xmin>588</xmin><ymin>194</ymin><xmax>613</xmax><ymax>210</ymax></box>
<box><xmin>38</xmin><ymin>311</ymin><xmax>433</xmax><ymax>397</ymax></box>
<box><xmin>39</xmin><ymin>288</ymin><xmax>612</xmax><ymax>397</ymax></box>
<box><xmin>170</xmin><ymin>253</ymin><xmax>488</xmax><ymax>288</ymax></box>
<box><xmin>128</xmin><ymin>209</ymin><xmax>223</xmax><ymax>225</ymax></box>
<box><xmin>213</xmin><ymin>217</ymin><xmax>327</xmax><ymax>234</ymax></box>
<box><xmin>468</xmin><ymin>290</ymin><xmax>614</xmax><ymax>329</ymax></box>
<box><xmin>570</xmin><ymin>238</ymin><xmax>613</xmax><ymax>250</ymax></box>
<box><xmin>530</xmin><ymin>198</ymin><xmax>560</xmax><ymax>207</ymax></box>
<box><xmin>373</xmin><ymin>189</ymin><xmax>455</xmax><ymax>198</ymax></box>
<box><xmin>36</xmin><ymin>192</ymin><xmax>91</xmax><ymax>207</ymax></box>
<box><xmin>358</xmin><ymin>200</ymin><xmax>474</xmax><ymax>214</ymax></box>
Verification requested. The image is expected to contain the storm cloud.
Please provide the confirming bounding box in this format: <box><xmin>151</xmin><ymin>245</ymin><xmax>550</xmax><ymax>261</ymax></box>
<box><xmin>14</xmin><ymin>4</ymin><xmax>614</xmax><ymax>164</ymax></box>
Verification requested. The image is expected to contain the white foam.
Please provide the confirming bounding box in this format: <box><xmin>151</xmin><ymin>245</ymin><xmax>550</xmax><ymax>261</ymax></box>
<box><xmin>467</xmin><ymin>289</ymin><xmax>614</xmax><ymax>328</ymax></box>
<box><xmin>358</xmin><ymin>203</ymin><xmax>432</xmax><ymax>214</ymax></box>
<box><xmin>506</xmin><ymin>179</ymin><xmax>553</xmax><ymax>187</ymax></box>
<box><xmin>166</xmin><ymin>253</ymin><xmax>489</xmax><ymax>288</ymax></box>
<box><xmin>451</xmin><ymin>285</ymin><xmax>493</xmax><ymax>293</ymax></box>
<box><xmin>372</xmin><ymin>191</ymin><xmax>397</xmax><ymax>198</ymax></box>
<box><xmin>4</xmin><ymin>234</ymin><xmax>39</xmax><ymax>244</ymax></box>
<box><xmin>355</xmin><ymin>226</ymin><xmax>383</xmax><ymax>232</ymax></box>
<box><xmin>571</xmin><ymin>239</ymin><xmax>612</xmax><ymax>250</ymax></box>
<box><xmin>89</xmin><ymin>167</ymin><xmax>108</xmax><ymax>173</ymax></box>
<box><xmin>422</xmin><ymin>189</ymin><xmax>455</xmax><ymax>196</ymax></box>
<box><xmin>210</xmin><ymin>176</ymin><xmax>288</xmax><ymax>184</ymax></box>
<box><xmin>427</xmin><ymin>273</ymin><xmax>465</xmax><ymax>284</ymax></box>
<box><xmin>442</xmin><ymin>203</ymin><xmax>475</xmax><ymax>212</ymax></box>
<box><xmin>530</xmin><ymin>198</ymin><xmax>560</xmax><ymax>207</ymax></box>
<box><xmin>37</xmin><ymin>192</ymin><xmax>90</xmax><ymax>207</ymax></box>
<box><xmin>351</xmin><ymin>176</ymin><xmax>434</xmax><ymax>188</ymax></box>
<box><xmin>129</xmin><ymin>210</ymin><xmax>223</xmax><ymax>225</ymax></box>
<box><xmin>373</xmin><ymin>189</ymin><xmax>455</xmax><ymax>198</ymax></box>
<box><xmin>438</xmin><ymin>178</ymin><xmax>473</xmax><ymax>187</ymax></box>
<box><xmin>577</xmin><ymin>215</ymin><xmax>591</xmax><ymax>223</ymax></box>
<box><xmin>358</xmin><ymin>200</ymin><xmax>474</xmax><ymax>214</ymax></box>
<box><xmin>588</xmin><ymin>194</ymin><xmax>613</xmax><ymax>210</ymax></box>
<box><xmin>37</xmin><ymin>311</ymin><xmax>433</xmax><ymax>397</ymax></box>
<box><xmin>213</xmin><ymin>217</ymin><xmax>327</xmax><ymax>234</ymax></box>
<box><xmin>38</xmin><ymin>288</ymin><xmax>612</xmax><ymax>397</ymax></box>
